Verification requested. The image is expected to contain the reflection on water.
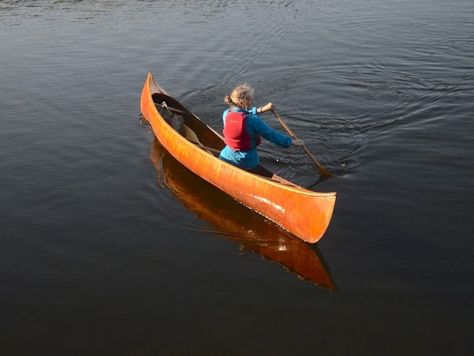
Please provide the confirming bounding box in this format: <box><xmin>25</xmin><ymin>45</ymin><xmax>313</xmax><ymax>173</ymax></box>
<box><xmin>149</xmin><ymin>139</ymin><xmax>337</xmax><ymax>291</ymax></box>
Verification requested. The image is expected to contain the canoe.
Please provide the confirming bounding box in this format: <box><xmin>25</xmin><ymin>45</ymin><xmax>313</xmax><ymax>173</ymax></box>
<box><xmin>150</xmin><ymin>140</ymin><xmax>338</xmax><ymax>290</ymax></box>
<box><xmin>140</xmin><ymin>72</ymin><xmax>336</xmax><ymax>243</ymax></box>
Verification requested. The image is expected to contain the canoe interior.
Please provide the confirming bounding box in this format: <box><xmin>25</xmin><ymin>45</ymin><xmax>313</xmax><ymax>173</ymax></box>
<box><xmin>152</xmin><ymin>93</ymin><xmax>224</xmax><ymax>152</ymax></box>
<box><xmin>151</xmin><ymin>92</ymin><xmax>297</xmax><ymax>186</ymax></box>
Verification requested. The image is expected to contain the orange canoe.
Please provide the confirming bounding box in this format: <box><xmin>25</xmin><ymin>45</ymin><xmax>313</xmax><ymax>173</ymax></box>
<box><xmin>140</xmin><ymin>72</ymin><xmax>336</xmax><ymax>243</ymax></box>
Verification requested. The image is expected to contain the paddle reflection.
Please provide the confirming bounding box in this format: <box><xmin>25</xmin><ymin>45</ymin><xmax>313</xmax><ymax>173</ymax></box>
<box><xmin>149</xmin><ymin>139</ymin><xmax>337</xmax><ymax>291</ymax></box>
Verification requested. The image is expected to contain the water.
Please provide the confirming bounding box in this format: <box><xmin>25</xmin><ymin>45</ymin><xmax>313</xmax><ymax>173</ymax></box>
<box><xmin>1</xmin><ymin>0</ymin><xmax>473</xmax><ymax>354</ymax></box>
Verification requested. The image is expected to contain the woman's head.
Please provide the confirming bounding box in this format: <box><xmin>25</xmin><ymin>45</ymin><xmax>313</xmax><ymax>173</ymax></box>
<box><xmin>225</xmin><ymin>84</ymin><xmax>255</xmax><ymax>109</ymax></box>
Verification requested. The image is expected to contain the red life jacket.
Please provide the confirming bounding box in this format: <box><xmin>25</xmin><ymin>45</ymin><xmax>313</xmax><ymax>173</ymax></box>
<box><xmin>223</xmin><ymin>111</ymin><xmax>261</xmax><ymax>151</ymax></box>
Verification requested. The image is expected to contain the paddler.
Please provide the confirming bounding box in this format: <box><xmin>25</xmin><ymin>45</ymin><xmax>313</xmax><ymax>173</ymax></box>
<box><xmin>219</xmin><ymin>84</ymin><xmax>304</xmax><ymax>172</ymax></box>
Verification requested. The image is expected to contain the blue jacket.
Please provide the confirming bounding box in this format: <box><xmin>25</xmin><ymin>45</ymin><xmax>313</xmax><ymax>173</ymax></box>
<box><xmin>219</xmin><ymin>107</ymin><xmax>292</xmax><ymax>170</ymax></box>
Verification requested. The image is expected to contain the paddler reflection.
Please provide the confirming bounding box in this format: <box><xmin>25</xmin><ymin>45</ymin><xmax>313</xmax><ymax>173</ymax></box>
<box><xmin>149</xmin><ymin>139</ymin><xmax>338</xmax><ymax>291</ymax></box>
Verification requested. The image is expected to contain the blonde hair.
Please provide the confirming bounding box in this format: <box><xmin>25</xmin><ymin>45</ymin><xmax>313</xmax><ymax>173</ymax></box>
<box><xmin>224</xmin><ymin>84</ymin><xmax>255</xmax><ymax>109</ymax></box>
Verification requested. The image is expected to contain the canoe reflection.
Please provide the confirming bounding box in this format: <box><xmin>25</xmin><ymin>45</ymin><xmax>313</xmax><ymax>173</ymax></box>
<box><xmin>149</xmin><ymin>140</ymin><xmax>337</xmax><ymax>291</ymax></box>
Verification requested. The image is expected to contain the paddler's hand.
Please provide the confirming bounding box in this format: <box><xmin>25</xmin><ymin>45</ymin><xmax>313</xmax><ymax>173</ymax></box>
<box><xmin>258</xmin><ymin>102</ymin><xmax>274</xmax><ymax>114</ymax></box>
<box><xmin>291</xmin><ymin>138</ymin><xmax>305</xmax><ymax>146</ymax></box>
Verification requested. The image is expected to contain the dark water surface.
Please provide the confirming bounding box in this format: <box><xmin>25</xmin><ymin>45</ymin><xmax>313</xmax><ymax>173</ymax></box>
<box><xmin>1</xmin><ymin>0</ymin><xmax>473</xmax><ymax>354</ymax></box>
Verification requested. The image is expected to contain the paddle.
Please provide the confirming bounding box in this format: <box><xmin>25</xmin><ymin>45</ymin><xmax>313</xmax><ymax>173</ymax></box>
<box><xmin>271</xmin><ymin>109</ymin><xmax>331</xmax><ymax>177</ymax></box>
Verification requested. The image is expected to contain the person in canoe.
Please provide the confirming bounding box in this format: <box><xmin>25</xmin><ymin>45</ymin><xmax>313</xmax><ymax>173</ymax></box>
<box><xmin>219</xmin><ymin>84</ymin><xmax>304</xmax><ymax>173</ymax></box>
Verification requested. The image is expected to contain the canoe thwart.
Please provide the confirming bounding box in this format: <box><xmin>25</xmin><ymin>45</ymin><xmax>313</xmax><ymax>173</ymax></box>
<box><xmin>155</xmin><ymin>101</ymin><xmax>186</xmax><ymax>115</ymax></box>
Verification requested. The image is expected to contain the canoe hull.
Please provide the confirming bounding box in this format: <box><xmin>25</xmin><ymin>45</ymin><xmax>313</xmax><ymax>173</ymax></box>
<box><xmin>140</xmin><ymin>73</ymin><xmax>336</xmax><ymax>243</ymax></box>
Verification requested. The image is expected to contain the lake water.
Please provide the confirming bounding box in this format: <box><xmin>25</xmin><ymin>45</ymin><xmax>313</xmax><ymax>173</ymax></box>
<box><xmin>1</xmin><ymin>0</ymin><xmax>473</xmax><ymax>354</ymax></box>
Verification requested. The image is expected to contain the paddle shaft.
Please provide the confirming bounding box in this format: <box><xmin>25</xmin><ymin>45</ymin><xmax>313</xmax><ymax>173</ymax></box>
<box><xmin>271</xmin><ymin>109</ymin><xmax>331</xmax><ymax>177</ymax></box>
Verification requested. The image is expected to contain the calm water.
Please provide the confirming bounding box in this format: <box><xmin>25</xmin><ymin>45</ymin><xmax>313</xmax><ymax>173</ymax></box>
<box><xmin>1</xmin><ymin>0</ymin><xmax>473</xmax><ymax>354</ymax></box>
